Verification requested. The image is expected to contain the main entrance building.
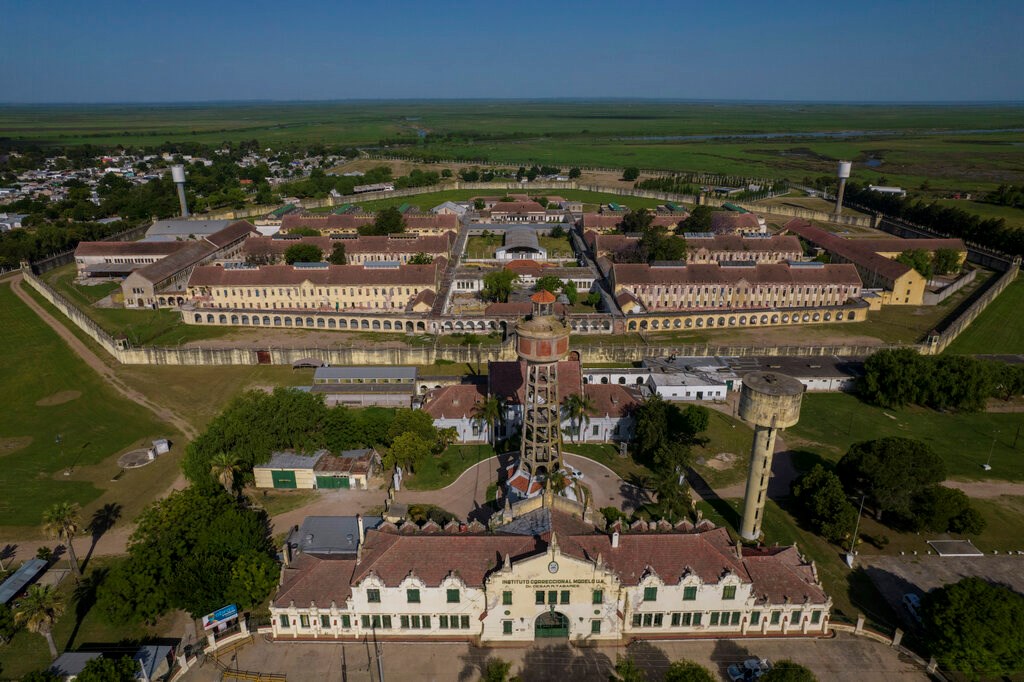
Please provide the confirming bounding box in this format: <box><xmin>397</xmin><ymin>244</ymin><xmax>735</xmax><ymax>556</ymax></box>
<box><xmin>271</xmin><ymin>493</ymin><xmax>831</xmax><ymax>644</ymax></box>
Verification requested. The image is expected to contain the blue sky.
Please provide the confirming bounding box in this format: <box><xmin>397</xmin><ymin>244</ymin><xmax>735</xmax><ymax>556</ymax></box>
<box><xmin>1</xmin><ymin>0</ymin><xmax>1022</xmax><ymax>103</ymax></box>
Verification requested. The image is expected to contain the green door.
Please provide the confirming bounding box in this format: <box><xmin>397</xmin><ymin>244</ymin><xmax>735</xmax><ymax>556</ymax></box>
<box><xmin>535</xmin><ymin>611</ymin><xmax>569</xmax><ymax>638</ymax></box>
<box><xmin>316</xmin><ymin>475</ymin><xmax>349</xmax><ymax>489</ymax></box>
<box><xmin>271</xmin><ymin>470</ymin><xmax>297</xmax><ymax>489</ymax></box>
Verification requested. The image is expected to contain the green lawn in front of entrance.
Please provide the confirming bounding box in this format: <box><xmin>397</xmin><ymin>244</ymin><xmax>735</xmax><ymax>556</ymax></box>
<box><xmin>403</xmin><ymin>444</ymin><xmax>497</xmax><ymax>490</ymax></box>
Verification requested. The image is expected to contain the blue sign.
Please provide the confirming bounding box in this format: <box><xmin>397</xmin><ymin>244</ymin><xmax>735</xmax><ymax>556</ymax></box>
<box><xmin>202</xmin><ymin>604</ymin><xmax>238</xmax><ymax>630</ymax></box>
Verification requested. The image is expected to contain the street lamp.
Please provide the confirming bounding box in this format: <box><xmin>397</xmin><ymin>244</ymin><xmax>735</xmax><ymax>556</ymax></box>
<box><xmin>845</xmin><ymin>495</ymin><xmax>866</xmax><ymax>569</ymax></box>
<box><xmin>983</xmin><ymin>432</ymin><xmax>998</xmax><ymax>471</ymax></box>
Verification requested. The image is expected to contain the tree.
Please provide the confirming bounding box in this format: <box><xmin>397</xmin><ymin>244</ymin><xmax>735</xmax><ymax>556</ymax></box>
<box><xmin>568</xmin><ymin>167</ymin><xmax>581</xmax><ymax>179</ymax></box>
<box><xmin>0</xmin><ymin>602</ymin><xmax>16</xmax><ymax>645</ymax></box>
<box><xmin>227</xmin><ymin>551</ymin><xmax>280</xmax><ymax>610</ymax></box>
<box><xmin>210</xmin><ymin>452</ymin><xmax>243</xmax><ymax>496</ymax></box>
<box><xmin>481</xmin><ymin>270</ymin><xmax>518</xmax><ymax>303</ymax></box>
<box><xmin>932</xmin><ymin>248</ymin><xmax>961</xmax><ymax>275</ymax></box>
<box><xmin>42</xmin><ymin>502</ymin><xmax>81</xmax><ymax>578</ymax></box>
<box><xmin>683</xmin><ymin>205</ymin><xmax>713</xmax><ymax>232</ymax></box>
<box><xmin>760</xmin><ymin>660</ymin><xmax>817</xmax><ymax>681</ymax></box>
<box><xmin>896</xmin><ymin>248</ymin><xmax>934</xmax><ymax>279</ymax></box>
<box><xmin>534</xmin><ymin>275</ymin><xmax>563</xmax><ymax>294</ymax></box>
<box><xmin>16</xmin><ymin>585</ymin><xmax>65</xmax><ymax>659</ymax></box>
<box><xmin>638</xmin><ymin>227</ymin><xmax>686</xmax><ymax>262</ymax></box>
<box><xmin>437</xmin><ymin>427</ymin><xmax>459</xmax><ymax>453</ymax></box>
<box><xmin>858</xmin><ymin>348</ymin><xmax>928</xmax><ymax>408</ymax></box>
<box><xmin>386</xmin><ymin>432</ymin><xmax>432</xmax><ymax>474</ymax></box>
<box><xmin>610</xmin><ymin>654</ymin><xmax>646</xmax><ymax>682</ymax></box>
<box><xmin>621</xmin><ymin>209</ymin><xmax>654</xmax><ymax>233</ymax></box>
<box><xmin>791</xmin><ymin>465</ymin><xmax>858</xmax><ymax>543</ymax></box>
<box><xmin>562</xmin><ymin>279</ymin><xmax>579</xmax><ymax>304</ymax></box>
<box><xmin>408</xmin><ymin>252</ymin><xmax>433</xmax><ymax>265</ymax></box>
<box><xmin>284</xmin><ymin>243</ymin><xmax>323</xmax><ymax>264</ymax></box>
<box><xmin>922</xmin><ymin>577</ymin><xmax>1024</xmax><ymax>678</ymax></box>
<box><xmin>549</xmin><ymin>224</ymin><xmax>566</xmax><ymax>238</ymax></box>
<box><xmin>562</xmin><ymin>393</ymin><xmax>596</xmax><ymax>443</ymax></box>
<box><xmin>622</xmin><ymin>167</ymin><xmax>640</xmax><ymax>181</ymax></box>
<box><xmin>652</xmin><ymin>466</ymin><xmax>692</xmax><ymax>522</ymax></box>
<box><xmin>910</xmin><ymin>486</ymin><xmax>985</xmax><ymax>534</ymax></box>
<box><xmin>481</xmin><ymin>657</ymin><xmax>513</xmax><ymax>682</ymax></box>
<box><xmin>328</xmin><ymin>243</ymin><xmax>347</xmax><ymax>265</ymax></box>
<box><xmin>474</xmin><ymin>199</ymin><xmax>486</xmax><ymax>210</ymax></box>
<box><xmin>837</xmin><ymin>438</ymin><xmax>946</xmax><ymax>522</ymax></box>
<box><xmin>472</xmin><ymin>396</ymin><xmax>505</xmax><ymax>447</ymax></box>
<box><xmin>663</xmin><ymin>660</ymin><xmax>715</xmax><ymax>682</ymax></box>
<box><xmin>362</xmin><ymin>206</ymin><xmax>405</xmax><ymax>235</ymax></box>
<box><xmin>288</xmin><ymin>226</ymin><xmax>320</xmax><ymax>237</ymax></box>
<box><xmin>77</xmin><ymin>656</ymin><xmax>139</xmax><ymax>682</ymax></box>
<box><xmin>386</xmin><ymin>409</ymin><xmax>438</xmax><ymax>446</ymax></box>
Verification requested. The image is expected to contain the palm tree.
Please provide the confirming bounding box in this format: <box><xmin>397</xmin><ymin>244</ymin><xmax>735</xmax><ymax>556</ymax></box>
<box><xmin>436</xmin><ymin>427</ymin><xmax>459</xmax><ymax>454</ymax></box>
<box><xmin>210</xmin><ymin>452</ymin><xmax>243</xmax><ymax>496</ymax></box>
<box><xmin>42</xmin><ymin>502</ymin><xmax>81</xmax><ymax>578</ymax></box>
<box><xmin>472</xmin><ymin>396</ymin><xmax>505</xmax><ymax>449</ymax></box>
<box><xmin>562</xmin><ymin>393</ymin><xmax>596</xmax><ymax>444</ymax></box>
<box><xmin>16</xmin><ymin>584</ymin><xmax>65</xmax><ymax>660</ymax></box>
<box><xmin>547</xmin><ymin>469</ymin><xmax>570</xmax><ymax>493</ymax></box>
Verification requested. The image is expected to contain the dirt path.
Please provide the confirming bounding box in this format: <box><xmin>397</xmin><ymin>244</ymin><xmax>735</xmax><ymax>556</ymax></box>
<box><xmin>944</xmin><ymin>480</ymin><xmax>1024</xmax><ymax>498</ymax></box>
<box><xmin>11</xmin><ymin>275</ymin><xmax>197</xmax><ymax>440</ymax></box>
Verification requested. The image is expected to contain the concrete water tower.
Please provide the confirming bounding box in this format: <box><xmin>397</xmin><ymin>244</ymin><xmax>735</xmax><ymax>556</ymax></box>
<box><xmin>506</xmin><ymin>290</ymin><xmax>570</xmax><ymax>498</ymax></box>
<box><xmin>171</xmin><ymin>165</ymin><xmax>190</xmax><ymax>217</ymax></box>
<box><xmin>834</xmin><ymin>160</ymin><xmax>852</xmax><ymax>216</ymax></box>
<box><xmin>737</xmin><ymin>372</ymin><xmax>804</xmax><ymax>540</ymax></box>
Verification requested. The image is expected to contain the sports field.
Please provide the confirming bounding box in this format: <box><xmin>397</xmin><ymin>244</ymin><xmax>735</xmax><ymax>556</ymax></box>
<box><xmin>0</xmin><ymin>283</ymin><xmax>180</xmax><ymax>532</ymax></box>
<box><xmin>322</xmin><ymin>188</ymin><xmax>669</xmax><ymax>213</ymax></box>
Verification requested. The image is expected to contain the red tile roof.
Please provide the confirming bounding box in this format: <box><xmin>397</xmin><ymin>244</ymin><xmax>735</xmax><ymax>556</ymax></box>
<box><xmin>583</xmin><ymin>384</ymin><xmax>643</xmax><ymax>418</ymax></box>
<box><xmin>244</xmin><ymin>233</ymin><xmax>453</xmax><ymax>259</ymax></box>
<box><xmin>274</xmin><ymin>553</ymin><xmax>356</xmax><ymax>608</ymax></box>
<box><xmin>581</xmin><ymin>213</ymin><xmax>682</xmax><ymax>231</ymax></box>
<box><xmin>611</xmin><ymin>262</ymin><xmax>862</xmax><ymax>286</ymax></box>
<box><xmin>422</xmin><ymin>384</ymin><xmax>487</xmax><ymax>420</ymax></box>
<box><xmin>188</xmin><ymin>261</ymin><xmax>441</xmax><ymax>288</ymax></box>
<box><xmin>531</xmin><ymin>290</ymin><xmax>557</xmax><ymax>304</ymax></box>
<box><xmin>490</xmin><ymin>201</ymin><xmax>547</xmax><ymax>214</ymax></box>
<box><xmin>74</xmin><ymin>240</ymin><xmax>193</xmax><ymax>258</ymax></box>
<box><xmin>783</xmin><ymin>219</ymin><xmax>921</xmax><ymax>282</ymax></box>
<box><xmin>281</xmin><ymin>212</ymin><xmax>458</xmax><ymax>233</ymax></box>
<box><xmin>205</xmin><ymin>220</ymin><xmax>258</xmax><ymax>248</ymax></box>
<box><xmin>710</xmin><ymin>213</ymin><xmax>762</xmax><ymax>233</ymax></box>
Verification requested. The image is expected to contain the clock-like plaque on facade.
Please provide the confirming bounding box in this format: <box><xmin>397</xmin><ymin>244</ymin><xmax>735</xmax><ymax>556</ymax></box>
<box><xmin>548</xmin><ymin>561</ymin><xmax>559</xmax><ymax>574</ymax></box>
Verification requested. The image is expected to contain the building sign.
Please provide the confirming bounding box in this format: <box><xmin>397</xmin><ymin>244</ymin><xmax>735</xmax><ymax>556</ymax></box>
<box><xmin>498</xmin><ymin>578</ymin><xmax>607</xmax><ymax>587</ymax></box>
<box><xmin>202</xmin><ymin>604</ymin><xmax>238</xmax><ymax>630</ymax></box>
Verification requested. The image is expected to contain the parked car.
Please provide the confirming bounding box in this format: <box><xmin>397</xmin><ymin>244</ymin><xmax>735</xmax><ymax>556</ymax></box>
<box><xmin>902</xmin><ymin>592</ymin><xmax>923</xmax><ymax>623</ymax></box>
<box><xmin>726</xmin><ymin>664</ymin><xmax>746</xmax><ymax>682</ymax></box>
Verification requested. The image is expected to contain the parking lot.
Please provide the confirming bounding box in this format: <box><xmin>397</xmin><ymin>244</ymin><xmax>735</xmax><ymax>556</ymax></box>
<box><xmin>182</xmin><ymin>632</ymin><xmax>927</xmax><ymax>681</ymax></box>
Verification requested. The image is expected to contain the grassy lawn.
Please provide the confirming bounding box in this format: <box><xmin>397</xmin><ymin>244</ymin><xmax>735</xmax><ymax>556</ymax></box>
<box><xmin>43</xmin><ymin>264</ymin><xmax>234</xmax><ymax>346</ymax></box>
<box><xmin>0</xmin><ymin>282</ymin><xmax>182</xmax><ymax>534</ymax></box>
<box><xmin>245</xmin><ymin>488</ymin><xmax>319</xmax><ymax>517</ymax></box>
<box><xmin>404</xmin><ymin>444</ymin><xmax>496</xmax><ymax>490</ymax></box>
<box><xmin>465</xmin><ymin>234</ymin><xmax>502</xmax><ymax>259</ymax></box>
<box><xmin>945</xmin><ymin>275</ymin><xmax>1024</xmax><ymax>354</ymax></box>
<box><xmin>935</xmin><ymin>199</ymin><xmax>1024</xmax><ymax>230</ymax></box>
<box><xmin>538</xmin><ymin>235</ymin><xmax>574</xmax><ymax>259</ymax></box>
<box><xmin>564</xmin><ymin>443</ymin><xmax>652</xmax><ymax>483</ymax></box>
<box><xmin>787</xmin><ymin>393</ymin><xmax>1024</xmax><ymax>482</ymax></box>
<box><xmin>690</xmin><ymin>409</ymin><xmax>755</xmax><ymax>488</ymax></box>
<box><xmin>0</xmin><ymin>557</ymin><xmax>180</xmax><ymax>679</ymax></box>
<box><xmin>332</xmin><ymin>188</ymin><xmax>670</xmax><ymax>214</ymax></box>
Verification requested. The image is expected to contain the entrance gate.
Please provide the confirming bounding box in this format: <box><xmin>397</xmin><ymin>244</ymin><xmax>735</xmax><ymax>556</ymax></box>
<box><xmin>535</xmin><ymin>611</ymin><xmax>569</xmax><ymax>638</ymax></box>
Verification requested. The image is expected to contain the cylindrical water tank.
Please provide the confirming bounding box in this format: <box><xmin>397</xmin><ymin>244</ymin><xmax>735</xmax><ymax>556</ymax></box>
<box><xmin>837</xmin><ymin>161</ymin><xmax>852</xmax><ymax>179</ymax></box>
<box><xmin>170</xmin><ymin>165</ymin><xmax>187</xmax><ymax>183</ymax></box>
<box><xmin>738</xmin><ymin>372</ymin><xmax>804</xmax><ymax>428</ymax></box>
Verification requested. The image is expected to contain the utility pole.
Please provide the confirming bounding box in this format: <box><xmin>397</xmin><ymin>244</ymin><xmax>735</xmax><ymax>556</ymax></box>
<box><xmin>845</xmin><ymin>495</ymin><xmax>866</xmax><ymax>569</ymax></box>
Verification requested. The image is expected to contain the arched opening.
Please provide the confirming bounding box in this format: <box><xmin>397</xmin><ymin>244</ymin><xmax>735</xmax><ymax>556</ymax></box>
<box><xmin>317</xmin><ymin>318</ymin><xmax>326</xmax><ymax>328</ymax></box>
<box><xmin>241</xmin><ymin>315</ymin><xmax>249</xmax><ymax>324</ymax></box>
<box><xmin>230</xmin><ymin>315</ymin><xmax>239</xmax><ymax>324</ymax></box>
<box><xmin>372</xmin><ymin>320</ymin><xmax>381</xmax><ymax>330</ymax></box>
<box><xmin>262</xmin><ymin>316</ymin><xmax>271</xmax><ymax>325</ymax></box>
<box><xmin>836</xmin><ymin>311</ymin><xmax>844</xmax><ymax>321</ymax></box>
<box><xmin>206</xmin><ymin>314</ymin><xmax>215</xmax><ymax>323</ymax></box>
<box><xmin>535</xmin><ymin>611</ymin><xmax>569</xmax><ymax>639</ymax></box>
<box><xmin>673</xmin><ymin>319</ymin><xmax>681</xmax><ymax>328</ymax></box>
<box><xmin>306</xmin><ymin>317</ymin><xmax>314</xmax><ymax>327</ymax></box>
<box><xmin>728</xmin><ymin>316</ymin><xmax>736</xmax><ymax>326</ymax></box>
<box><xmin>360</xmin><ymin>320</ymin><xmax>369</xmax><ymax>329</ymax></box>
<box><xmin>417</xmin><ymin>322</ymin><xmax>426</xmax><ymax>331</ymax></box>
<box><xmin>812</xmin><ymin>313</ymin><xmax>820</xmax><ymax>322</ymax></box>
<box><xmin>383</xmin><ymin>321</ymin><xmax>392</xmax><ymax>330</ymax></box>
<box><xmin>284</xmin><ymin>317</ymin><xmax>293</xmax><ymax>327</ymax></box>
<box><xmin>338</xmin><ymin>319</ymin><xmax>348</xmax><ymax>329</ymax></box>
<box><xmin>252</xmin><ymin>316</ymin><xmax>261</xmax><ymax>326</ymax></box>
<box><xmin>273</xmin><ymin>316</ymin><xmax>282</xmax><ymax>326</ymax></box>
<box><xmin>685</xmin><ymin>319</ymin><xmax>693</xmax><ymax>328</ymax></box>
<box><xmin>639</xmin><ymin>321</ymin><xmax>648</xmax><ymax>330</ymax></box>
<box><xmin>823</xmin><ymin>312</ymin><xmax>831</xmax><ymax>322</ymax></box>
<box><xmin>601</xmin><ymin>377</ymin><xmax>609</xmax><ymax>384</ymax></box>
<box><xmin>618</xmin><ymin>377</ymin><xmax>626</xmax><ymax>385</ymax></box>
<box><xmin>328</xmin><ymin>319</ymin><xmax>336</xmax><ymax>328</ymax></box>
<box><xmin>295</xmin><ymin>318</ymin><xmax>303</xmax><ymax>327</ymax></box>
<box><xmin>194</xmin><ymin>314</ymin><xmax>202</xmax><ymax>323</ymax></box>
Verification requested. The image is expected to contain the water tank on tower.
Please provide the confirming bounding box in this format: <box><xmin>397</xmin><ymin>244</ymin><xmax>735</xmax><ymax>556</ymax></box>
<box><xmin>834</xmin><ymin>161</ymin><xmax>852</xmax><ymax>216</ymax></box>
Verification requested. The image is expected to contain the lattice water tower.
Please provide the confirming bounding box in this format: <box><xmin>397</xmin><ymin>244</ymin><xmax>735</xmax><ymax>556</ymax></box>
<box><xmin>834</xmin><ymin>160</ymin><xmax>852</xmax><ymax>216</ymax></box>
<box><xmin>515</xmin><ymin>290</ymin><xmax>570</xmax><ymax>481</ymax></box>
<box><xmin>738</xmin><ymin>371</ymin><xmax>804</xmax><ymax>540</ymax></box>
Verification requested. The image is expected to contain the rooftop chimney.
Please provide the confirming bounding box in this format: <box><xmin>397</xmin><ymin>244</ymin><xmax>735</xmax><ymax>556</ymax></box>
<box><xmin>357</xmin><ymin>514</ymin><xmax>365</xmax><ymax>545</ymax></box>
<box><xmin>611</xmin><ymin>531</ymin><xmax>620</xmax><ymax>549</ymax></box>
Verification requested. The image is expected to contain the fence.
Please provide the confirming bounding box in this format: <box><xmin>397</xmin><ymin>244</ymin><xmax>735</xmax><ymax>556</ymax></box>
<box><xmin>927</xmin><ymin>258</ymin><xmax>1020</xmax><ymax>353</ymax></box>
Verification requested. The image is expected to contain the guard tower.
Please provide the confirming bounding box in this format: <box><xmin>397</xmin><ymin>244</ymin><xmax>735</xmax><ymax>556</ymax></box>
<box><xmin>507</xmin><ymin>291</ymin><xmax>570</xmax><ymax>497</ymax></box>
<box><xmin>737</xmin><ymin>372</ymin><xmax>804</xmax><ymax>540</ymax></box>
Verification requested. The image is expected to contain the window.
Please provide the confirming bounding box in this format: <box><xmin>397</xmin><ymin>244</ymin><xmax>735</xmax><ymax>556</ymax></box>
<box><xmin>560</xmin><ymin>590</ymin><xmax>570</xmax><ymax>605</ymax></box>
<box><xmin>683</xmin><ymin>586</ymin><xmax>697</xmax><ymax>601</ymax></box>
<box><xmin>631</xmin><ymin>614</ymin><xmax>641</xmax><ymax>627</ymax></box>
<box><xmin>367</xmin><ymin>588</ymin><xmax>381</xmax><ymax>603</ymax></box>
<box><xmin>730</xmin><ymin>612</ymin><xmax>741</xmax><ymax>626</ymax></box>
<box><xmin>536</xmin><ymin>591</ymin><xmax>545</xmax><ymax>605</ymax></box>
<box><xmin>592</xmin><ymin>589</ymin><xmax>603</xmax><ymax>605</ymax></box>
<box><xmin>299</xmin><ymin>615</ymin><xmax>310</xmax><ymax>628</ymax></box>
<box><xmin>361</xmin><ymin>615</ymin><xmax>371</xmax><ymax>629</ymax></box>
<box><xmin>642</xmin><ymin>613</ymin><xmax>654</xmax><ymax>627</ymax></box>
<box><xmin>371</xmin><ymin>615</ymin><xmax>382</xmax><ymax>629</ymax></box>
<box><xmin>592</xmin><ymin>424</ymin><xmax>599</xmax><ymax>436</ymax></box>
<box><xmin>439</xmin><ymin>615</ymin><xmax>449</xmax><ymax>629</ymax></box>
<box><xmin>503</xmin><ymin>620</ymin><xmax>513</xmax><ymax>635</ymax></box>
<box><xmin>770</xmin><ymin>611</ymin><xmax>781</xmax><ymax>625</ymax></box>
<box><xmin>461</xmin><ymin>615</ymin><xmax>470</xmax><ymax>629</ymax></box>
<box><xmin>811</xmin><ymin>611</ymin><xmax>821</xmax><ymax>624</ymax></box>
<box><xmin>591</xmin><ymin>620</ymin><xmax>601</xmax><ymax>634</ymax></box>
<box><xmin>447</xmin><ymin>589</ymin><xmax>460</xmax><ymax>603</ymax></box>
<box><xmin>750</xmin><ymin>611</ymin><xmax>761</xmax><ymax>626</ymax></box>
<box><xmin>547</xmin><ymin>590</ymin><xmax>558</xmax><ymax>605</ymax></box>
<box><xmin>503</xmin><ymin>591</ymin><xmax>513</xmax><ymax>606</ymax></box>
<box><xmin>407</xmin><ymin>588</ymin><xmax>420</xmax><ymax>603</ymax></box>
<box><xmin>710</xmin><ymin>613</ymin><xmax>720</xmax><ymax>626</ymax></box>
<box><xmin>279</xmin><ymin>615</ymin><xmax>290</xmax><ymax>629</ymax></box>
<box><xmin>382</xmin><ymin>615</ymin><xmax>392</xmax><ymax>629</ymax></box>
<box><xmin>692</xmin><ymin>612</ymin><xmax>702</xmax><ymax>626</ymax></box>
<box><xmin>671</xmin><ymin>613</ymin><xmax>681</xmax><ymax>627</ymax></box>
<box><xmin>341</xmin><ymin>615</ymin><xmax>351</xmax><ymax>628</ymax></box>
<box><xmin>653</xmin><ymin>613</ymin><xmax>664</xmax><ymax>627</ymax></box>
<box><xmin>320</xmin><ymin>615</ymin><xmax>330</xmax><ymax>628</ymax></box>
<box><xmin>722</xmin><ymin>585</ymin><xmax>736</xmax><ymax>600</ymax></box>
<box><xmin>643</xmin><ymin>587</ymin><xmax>657</xmax><ymax>602</ymax></box>
<box><xmin>792</xmin><ymin>610</ymin><xmax>802</xmax><ymax>623</ymax></box>
<box><xmin>400</xmin><ymin>615</ymin><xmax>409</xmax><ymax>629</ymax></box>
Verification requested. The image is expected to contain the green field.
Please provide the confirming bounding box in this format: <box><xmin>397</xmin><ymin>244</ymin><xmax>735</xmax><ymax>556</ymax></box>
<box><xmin>787</xmin><ymin>393</ymin><xmax>1024</xmax><ymax>482</ymax></box>
<box><xmin>320</xmin><ymin>188</ymin><xmax>669</xmax><ymax>214</ymax></box>
<box><xmin>945</xmin><ymin>276</ymin><xmax>1024</xmax><ymax>354</ymax></box>
<box><xmin>0</xmin><ymin>283</ymin><xmax>180</xmax><ymax>531</ymax></box>
<box><xmin>5</xmin><ymin>101</ymin><xmax>1021</xmax><ymax>193</ymax></box>
<box><xmin>403</xmin><ymin>444</ymin><xmax>497</xmax><ymax>490</ymax></box>
<box><xmin>935</xmin><ymin>199</ymin><xmax>1024</xmax><ymax>229</ymax></box>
